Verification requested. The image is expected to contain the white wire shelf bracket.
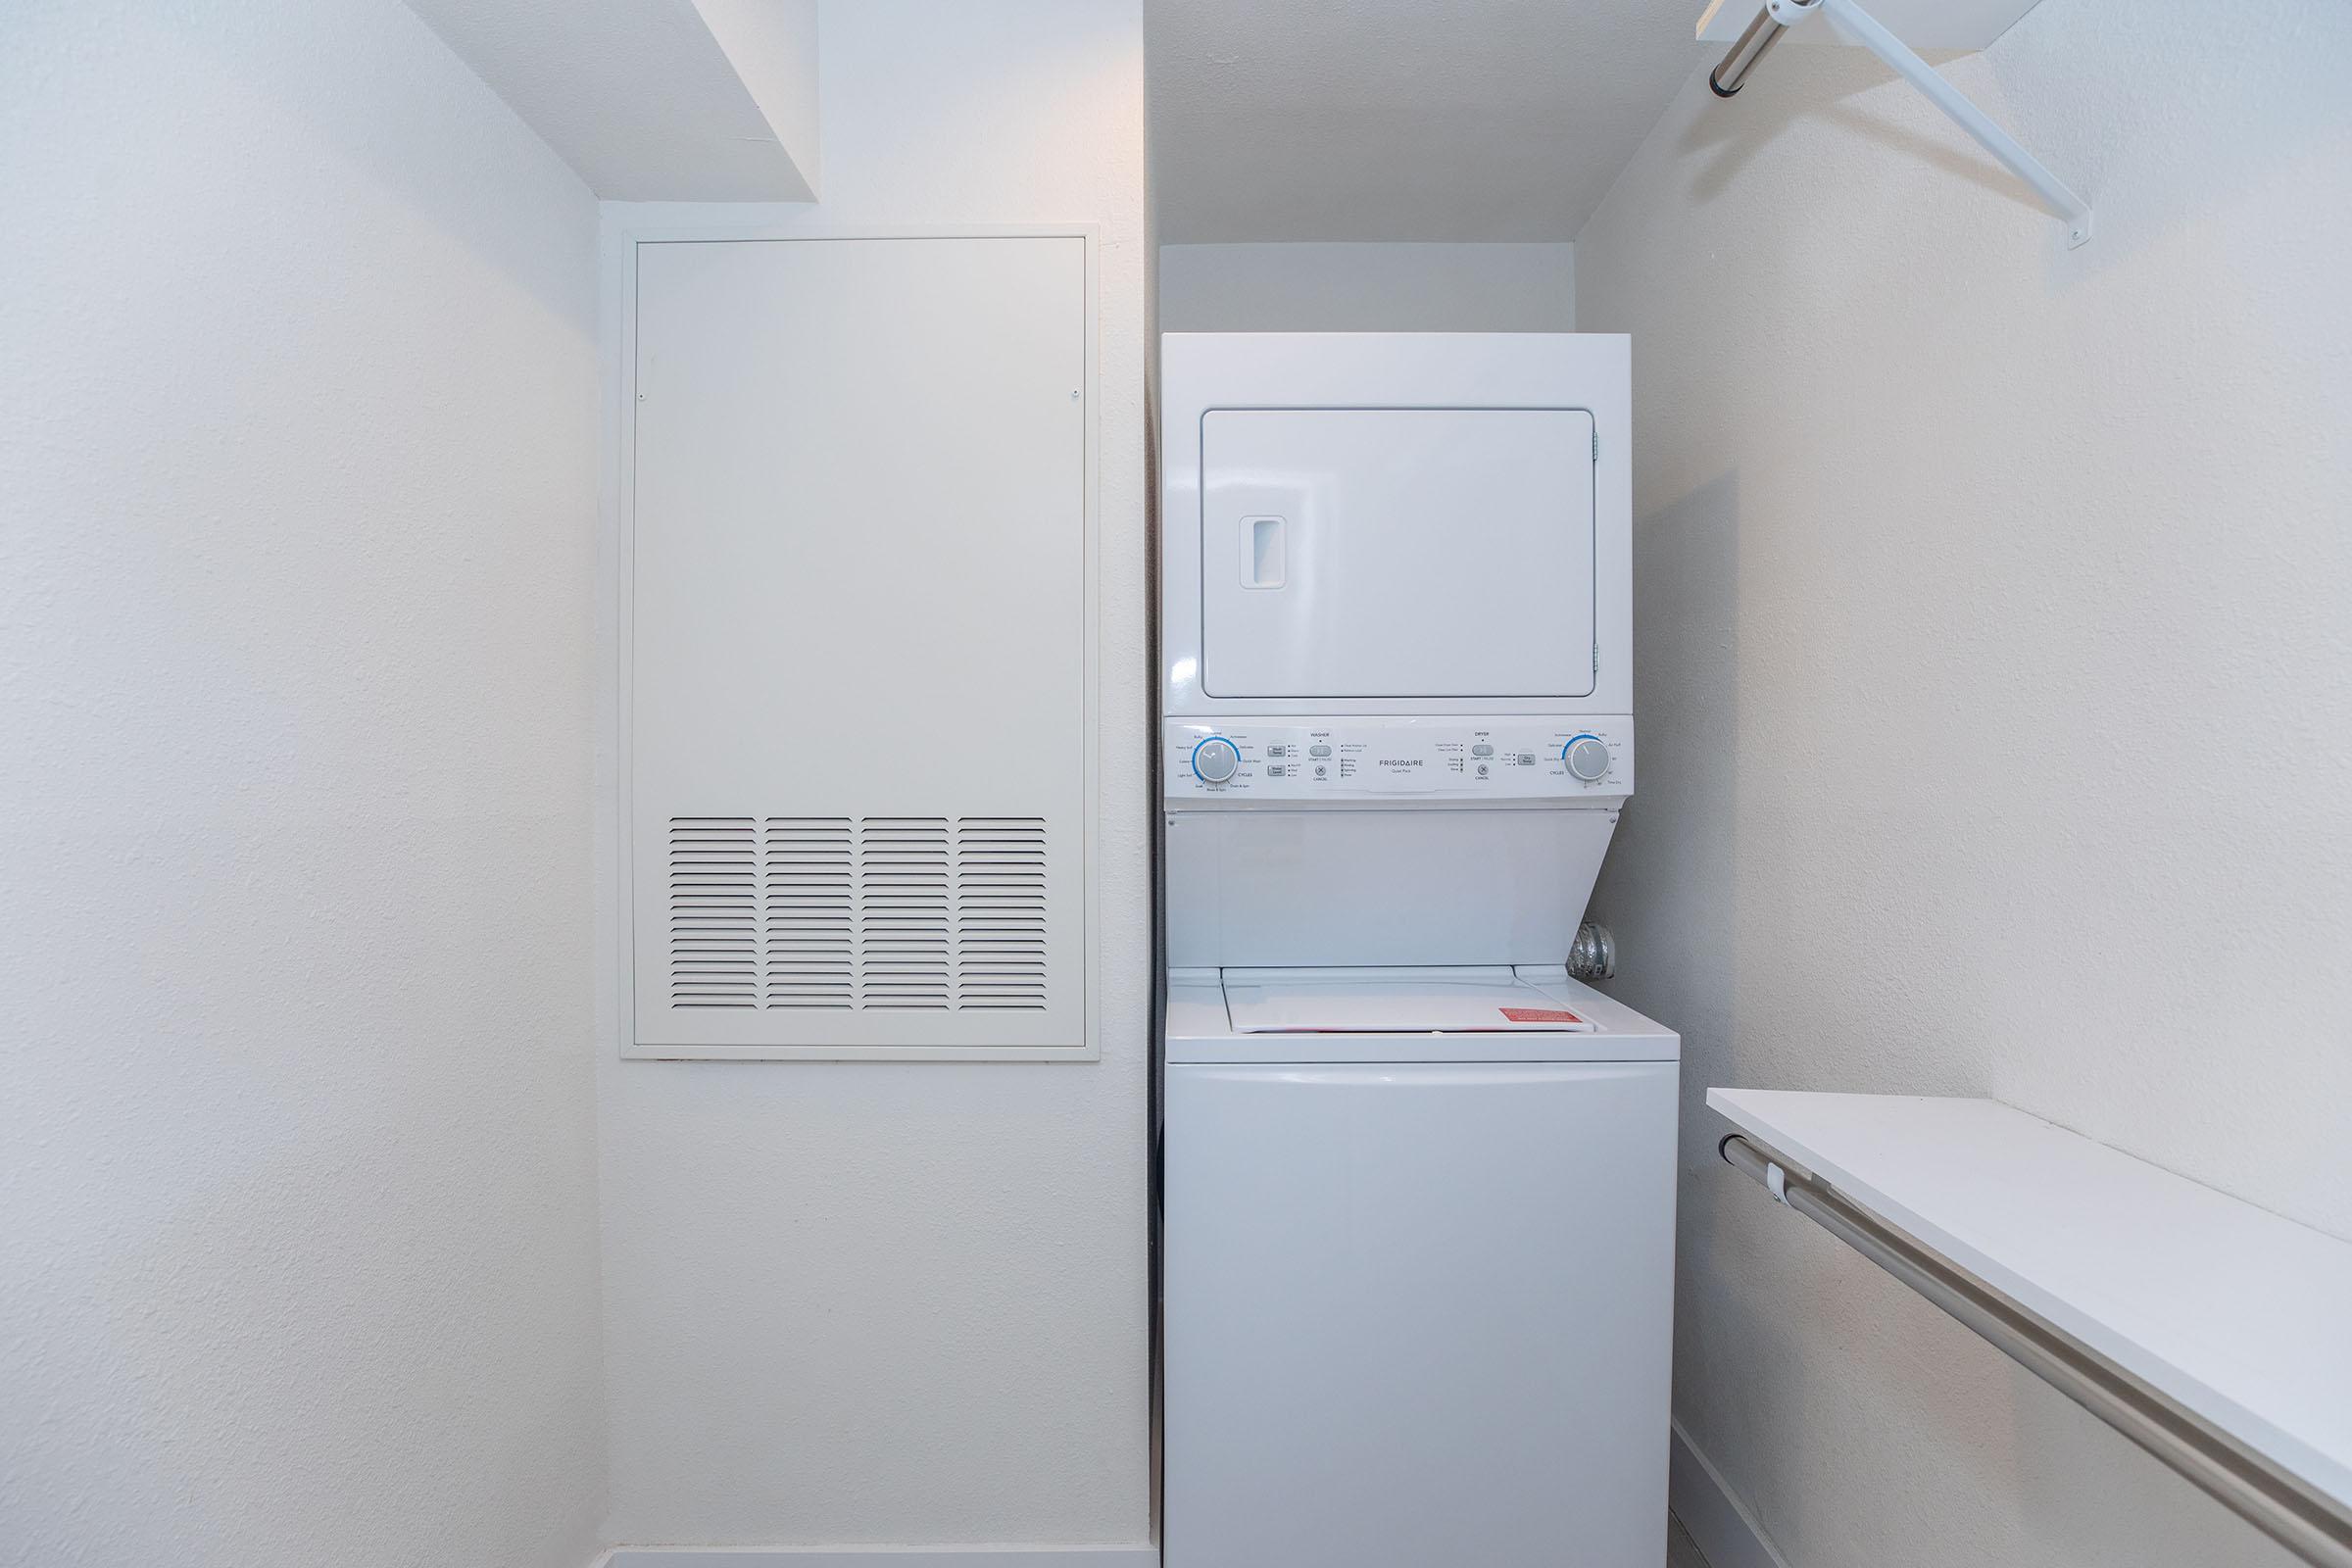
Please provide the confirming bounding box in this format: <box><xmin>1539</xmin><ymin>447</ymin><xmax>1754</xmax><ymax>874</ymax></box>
<box><xmin>1704</xmin><ymin>0</ymin><xmax>2095</xmax><ymax>248</ymax></box>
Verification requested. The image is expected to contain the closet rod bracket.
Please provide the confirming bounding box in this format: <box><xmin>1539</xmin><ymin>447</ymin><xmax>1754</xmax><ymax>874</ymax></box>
<box><xmin>1713</xmin><ymin>0</ymin><xmax>2095</xmax><ymax>247</ymax></box>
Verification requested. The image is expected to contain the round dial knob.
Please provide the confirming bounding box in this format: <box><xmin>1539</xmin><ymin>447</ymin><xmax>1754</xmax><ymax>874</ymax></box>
<box><xmin>1565</xmin><ymin>735</ymin><xmax>1611</xmax><ymax>783</ymax></box>
<box><xmin>1191</xmin><ymin>736</ymin><xmax>1241</xmax><ymax>784</ymax></box>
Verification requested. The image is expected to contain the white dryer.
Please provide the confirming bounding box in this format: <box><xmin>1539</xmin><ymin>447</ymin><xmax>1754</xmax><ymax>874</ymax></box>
<box><xmin>1158</xmin><ymin>333</ymin><xmax>1679</xmax><ymax>1568</ymax></box>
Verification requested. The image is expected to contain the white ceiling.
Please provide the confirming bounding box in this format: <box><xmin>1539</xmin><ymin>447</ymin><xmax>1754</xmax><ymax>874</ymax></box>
<box><xmin>1698</xmin><ymin>0</ymin><xmax>2045</xmax><ymax>45</ymax></box>
<box><xmin>1147</xmin><ymin>0</ymin><xmax>1714</xmax><ymax>243</ymax></box>
<box><xmin>402</xmin><ymin>0</ymin><xmax>817</xmax><ymax>201</ymax></box>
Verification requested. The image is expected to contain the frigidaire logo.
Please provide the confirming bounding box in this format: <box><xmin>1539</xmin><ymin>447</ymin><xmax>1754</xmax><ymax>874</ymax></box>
<box><xmin>1377</xmin><ymin>758</ymin><xmax>1423</xmax><ymax>769</ymax></box>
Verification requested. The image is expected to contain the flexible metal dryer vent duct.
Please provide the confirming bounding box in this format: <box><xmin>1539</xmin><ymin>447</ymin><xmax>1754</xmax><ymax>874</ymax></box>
<box><xmin>1567</xmin><ymin>921</ymin><xmax>1617</xmax><ymax>982</ymax></box>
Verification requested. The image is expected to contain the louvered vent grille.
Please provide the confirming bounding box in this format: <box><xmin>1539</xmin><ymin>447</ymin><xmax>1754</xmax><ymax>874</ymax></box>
<box><xmin>762</xmin><ymin>817</ymin><xmax>853</xmax><ymax>1008</ymax></box>
<box><xmin>666</xmin><ymin>818</ymin><xmax>759</xmax><ymax>1008</ymax></box>
<box><xmin>666</xmin><ymin>815</ymin><xmax>1048</xmax><ymax>1013</ymax></box>
<box><xmin>956</xmin><ymin>817</ymin><xmax>1048</xmax><ymax>1008</ymax></box>
<box><xmin>860</xmin><ymin>818</ymin><xmax>953</xmax><ymax>1009</ymax></box>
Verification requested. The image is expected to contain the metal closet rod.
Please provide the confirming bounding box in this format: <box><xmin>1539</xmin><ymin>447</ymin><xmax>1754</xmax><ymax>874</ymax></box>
<box><xmin>1719</xmin><ymin>1134</ymin><xmax>2352</xmax><ymax>1568</ymax></box>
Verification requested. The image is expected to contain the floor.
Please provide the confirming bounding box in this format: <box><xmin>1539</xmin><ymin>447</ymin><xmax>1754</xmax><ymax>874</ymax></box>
<box><xmin>1669</xmin><ymin>1513</ymin><xmax>1712</xmax><ymax>1568</ymax></box>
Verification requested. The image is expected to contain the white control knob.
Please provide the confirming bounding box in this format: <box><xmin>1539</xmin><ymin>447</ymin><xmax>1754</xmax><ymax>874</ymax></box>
<box><xmin>1565</xmin><ymin>735</ymin><xmax>1611</xmax><ymax>782</ymax></box>
<box><xmin>1191</xmin><ymin>736</ymin><xmax>1241</xmax><ymax>784</ymax></box>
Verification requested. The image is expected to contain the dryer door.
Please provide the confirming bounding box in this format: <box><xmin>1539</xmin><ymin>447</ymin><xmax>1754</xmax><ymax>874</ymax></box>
<box><xmin>1199</xmin><ymin>407</ymin><xmax>1595</xmax><ymax>700</ymax></box>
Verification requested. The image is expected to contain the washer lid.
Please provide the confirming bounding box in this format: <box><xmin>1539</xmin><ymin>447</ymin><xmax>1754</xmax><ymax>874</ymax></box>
<box><xmin>1221</xmin><ymin>965</ymin><xmax>1599</xmax><ymax>1033</ymax></box>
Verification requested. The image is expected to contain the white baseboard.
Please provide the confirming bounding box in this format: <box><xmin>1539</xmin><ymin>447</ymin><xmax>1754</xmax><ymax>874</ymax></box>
<box><xmin>1670</xmin><ymin>1420</ymin><xmax>1790</xmax><ymax>1568</ymax></box>
<box><xmin>604</xmin><ymin>1549</ymin><xmax>1156</xmax><ymax>1568</ymax></box>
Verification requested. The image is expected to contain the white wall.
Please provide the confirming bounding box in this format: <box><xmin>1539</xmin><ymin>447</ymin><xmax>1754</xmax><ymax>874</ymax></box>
<box><xmin>1158</xmin><ymin>242</ymin><xmax>1574</xmax><ymax>331</ymax></box>
<box><xmin>0</xmin><ymin>3</ymin><xmax>607</xmax><ymax>1567</ymax></box>
<box><xmin>593</xmin><ymin>0</ymin><xmax>1152</xmax><ymax>1549</ymax></box>
<box><xmin>690</xmin><ymin>0</ymin><xmax>822</xmax><ymax>195</ymax></box>
<box><xmin>1576</xmin><ymin>1</ymin><xmax>2352</xmax><ymax>1564</ymax></box>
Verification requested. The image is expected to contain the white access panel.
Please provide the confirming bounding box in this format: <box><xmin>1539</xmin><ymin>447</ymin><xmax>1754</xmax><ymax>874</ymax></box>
<box><xmin>1200</xmin><ymin>408</ymin><xmax>1594</xmax><ymax>700</ymax></box>
<box><xmin>626</xmin><ymin>234</ymin><xmax>1092</xmax><ymax>1057</ymax></box>
<box><xmin>1162</xmin><ymin>1056</ymin><xmax>1678</xmax><ymax>1568</ymax></box>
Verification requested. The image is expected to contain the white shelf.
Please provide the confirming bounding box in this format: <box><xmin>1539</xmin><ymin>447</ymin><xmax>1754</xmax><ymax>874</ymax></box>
<box><xmin>1707</xmin><ymin>1090</ymin><xmax>2352</xmax><ymax>1514</ymax></box>
<box><xmin>1696</xmin><ymin>0</ymin><xmax>2048</xmax><ymax>49</ymax></box>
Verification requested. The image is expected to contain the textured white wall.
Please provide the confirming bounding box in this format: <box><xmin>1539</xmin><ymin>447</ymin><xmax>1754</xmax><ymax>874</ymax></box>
<box><xmin>0</xmin><ymin>3</ymin><xmax>607</xmax><ymax>1567</ymax></box>
<box><xmin>593</xmin><ymin>0</ymin><xmax>1152</xmax><ymax>1548</ymax></box>
<box><xmin>1575</xmin><ymin>1</ymin><xmax>2352</xmax><ymax>1564</ymax></box>
<box><xmin>1158</xmin><ymin>242</ymin><xmax>1574</xmax><ymax>332</ymax></box>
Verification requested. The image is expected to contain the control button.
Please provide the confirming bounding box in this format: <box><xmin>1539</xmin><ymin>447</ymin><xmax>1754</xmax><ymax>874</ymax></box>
<box><xmin>1476</xmin><ymin>762</ymin><xmax>1490</xmax><ymax>777</ymax></box>
<box><xmin>1265</xmin><ymin>763</ymin><xmax>1288</xmax><ymax>777</ymax></box>
<box><xmin>1313</xmin><ymin>764</ymin><xmax>1328</xmax><ymax>778</ymax></box>
<box><xmin>1191</xmin><ymin>736</ymin><xmax>1241</xmax><ymax>784</ymax></box>
<box><xmin>1515</xmin><ymin>753</ymin><xmax>1537</xmax><ymax>766</ymax></box>
<box><xmin>1472</xmin><ymin>743</ymin><xmax>1495</xmax><ymax>758</ymax></box>
<box><xmin>1266</xmin><ymin>744</ymin><xmax>1288</xmax><ymax>759</ymax></box>
<box><xmin>1565</xmin><ymin>735</ymin><xmax>1611</xmax><ymax>782</ymax></box>
<box><xmin>1308</xmin><ymin>743</ymin><xmax>1333</xmax><ymax>759</ymax></box>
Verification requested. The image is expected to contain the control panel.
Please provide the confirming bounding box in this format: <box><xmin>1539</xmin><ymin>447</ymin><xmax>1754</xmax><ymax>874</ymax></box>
<box><xmin>1164</xmin><ymin>716</ymin><xmax>1633</xmax><ymax>801</ymax></box>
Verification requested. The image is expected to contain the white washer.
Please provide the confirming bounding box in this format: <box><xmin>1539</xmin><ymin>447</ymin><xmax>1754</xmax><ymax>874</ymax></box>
<box><xmin>1162</xmin><ymin>967</ymin><xmax>1678</xmax><ymax>1568</ymax></box>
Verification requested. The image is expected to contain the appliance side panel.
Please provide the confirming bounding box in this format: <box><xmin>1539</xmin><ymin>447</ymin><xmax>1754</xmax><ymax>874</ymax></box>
<box><xmin>1163</xmin><ymin>807</ymin><xmax>1617</xmax><ymax>968</ymax></box>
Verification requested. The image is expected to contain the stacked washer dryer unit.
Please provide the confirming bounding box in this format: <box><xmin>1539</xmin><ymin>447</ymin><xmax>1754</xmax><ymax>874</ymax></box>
<box><xmin>1159</xmin><ymin>333</ymin><xmax>1680</xmax><ymax>1568</ymax></box>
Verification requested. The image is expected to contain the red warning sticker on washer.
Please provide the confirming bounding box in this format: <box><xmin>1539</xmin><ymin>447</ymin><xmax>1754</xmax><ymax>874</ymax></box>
<box><xmin>1499</xmin><ymin>1006</ymin><xmax>1588</xmax><ymax>1024</ymax></box>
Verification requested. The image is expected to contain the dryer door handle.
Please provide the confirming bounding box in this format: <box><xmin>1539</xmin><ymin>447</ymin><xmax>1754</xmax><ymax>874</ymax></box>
<box><xmin>1242</xmin><ymin>514</ymin><xmax>1287</xmax><ymax>589</ymax></box>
